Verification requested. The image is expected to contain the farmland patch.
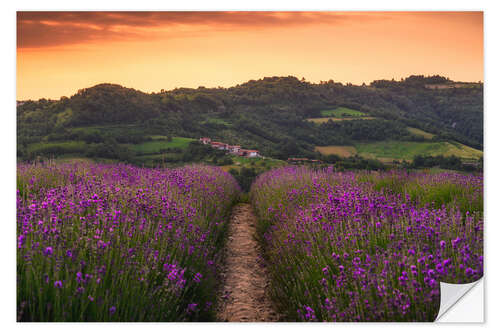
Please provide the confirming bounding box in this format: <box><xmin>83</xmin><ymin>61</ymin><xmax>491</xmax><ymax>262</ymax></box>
<box><xmin>314</xmin><ymin>145</ymin><xmax>356</xmax><ymax>157</ymax></box>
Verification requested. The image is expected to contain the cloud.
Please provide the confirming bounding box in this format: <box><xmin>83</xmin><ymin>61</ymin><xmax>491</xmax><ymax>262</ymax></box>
<box><xmin>17</xmin><ymin>11</ymin><xmax>387</xmax><ymax>49</ymax></box>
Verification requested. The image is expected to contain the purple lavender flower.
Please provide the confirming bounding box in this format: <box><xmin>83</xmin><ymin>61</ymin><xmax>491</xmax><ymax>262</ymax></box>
<box><xmin>43</xmin><ymin>247</ymin><xmax>53</xmax><ymax>256</ymax></box>
<box><xmin>304</xmin><ymin>306</ymin><xmax>316</xmax><ymax>321</ymax></box>
<box><xmin>186</xmin><ymin>303</ymin><xmax>197</xmax><ymax>314</ymax></box>
<box><xmin>249</xmin><ymin>166</ymin><xmax>483</xmax><ymax>321</ymax></box>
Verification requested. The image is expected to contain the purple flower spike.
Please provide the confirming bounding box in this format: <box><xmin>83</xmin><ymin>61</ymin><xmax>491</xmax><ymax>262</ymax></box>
<box><xmin>187</xmin><ymin>303</ymin><xmax>197</xmax><ymax>314</ymax></box>
<box><xmin>43</xmin><ymin>247</ymin><xmax>53</xmax><ymax>256</ymax></box>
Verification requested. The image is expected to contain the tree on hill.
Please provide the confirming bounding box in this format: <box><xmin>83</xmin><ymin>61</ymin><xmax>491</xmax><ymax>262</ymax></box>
<box><xmin>17</xmin><ymin>74</ymin><xmax>483</xmax><ymax>164</ymax></box>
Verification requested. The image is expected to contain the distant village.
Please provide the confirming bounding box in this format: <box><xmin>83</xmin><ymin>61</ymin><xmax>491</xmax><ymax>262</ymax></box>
<box><xmin>199</xmin><ymin>137</ymin><xmax>261</xmax><ymax>157</ymax></box>
<box><xmin>199</xmin><ymin>137</ymin><xmax>326</xmax><ymax>164</ymax></box>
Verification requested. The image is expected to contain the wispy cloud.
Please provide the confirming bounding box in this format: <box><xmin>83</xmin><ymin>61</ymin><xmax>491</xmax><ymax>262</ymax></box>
<box><xmin>17</xmin><ymin>11</ymin><xmax>388</xmax><ymax>49</ymax></box>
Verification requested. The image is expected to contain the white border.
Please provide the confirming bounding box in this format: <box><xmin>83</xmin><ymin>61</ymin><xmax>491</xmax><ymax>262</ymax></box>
<box><xmin>3</xmin><ymin>1</ymin><xmax>498</xmax><ymax>332</ymax></box>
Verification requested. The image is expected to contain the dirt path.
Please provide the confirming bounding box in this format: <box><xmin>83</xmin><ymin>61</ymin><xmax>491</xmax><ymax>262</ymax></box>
<box><xmin>216</xmin><ymin>203</ymin><xmax>279</xmax><ymax>322</ymax></box>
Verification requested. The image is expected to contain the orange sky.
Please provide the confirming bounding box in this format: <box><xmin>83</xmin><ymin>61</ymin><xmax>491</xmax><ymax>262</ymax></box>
<box><xmin>16</xmin><ymin>11</ymin><xmax>483</xmax><ymax>100</ymax></box>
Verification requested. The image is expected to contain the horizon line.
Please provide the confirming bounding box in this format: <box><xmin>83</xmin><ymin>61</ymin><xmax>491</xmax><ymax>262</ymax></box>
<box><xmin>16</xmin><ymin>73</ymin><xmax>483</xmax><ymax>101</ymax></box>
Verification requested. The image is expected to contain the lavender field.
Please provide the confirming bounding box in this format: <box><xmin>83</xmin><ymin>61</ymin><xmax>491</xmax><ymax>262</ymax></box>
<box><xmin>17</xmin><ymin>162</ymin><xmax>240</xmax><ymax>321</ymax></box>
<box><xmin>251</xmin><ymin>167</ymin><xmax>483</xmax><ymax>321</ymax></box>
<box><xmin>17</xmin><ymin>162</ymin><xmax>483</xmax><ymax>322</ymax></box>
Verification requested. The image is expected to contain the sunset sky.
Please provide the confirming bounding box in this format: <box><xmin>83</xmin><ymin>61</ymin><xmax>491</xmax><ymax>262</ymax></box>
<box><xmin>16</xmin><ymin>11</ymin><xmax>483</xmax><ymax>100</ymax></box>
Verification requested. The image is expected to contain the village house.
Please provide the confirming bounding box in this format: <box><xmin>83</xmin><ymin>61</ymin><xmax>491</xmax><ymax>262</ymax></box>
<box><xmin>210</xmin><ymin>141</ymin><xmax>227</xmax><ymax>150</ymax></box>
<box><xmin>233</xmin><ymin>150</ymin><xmax>245</xmax><ymax>157</ymax></box>
<box><xmin>242</xmin><ymin>149</ymin><xmax>260</xmax><ymax>158</ymax></box>
<box><xmin>200</xmin><ymin>137</ymin><xmax>260</xmax><ymax>157</ymax></box>
<box><xmin>228</xmin><ymin>145</ymin><xmax>241</xmax><ymax>154</ymax></box>
<box><xmin>199</xmin><ymin>137</ymin><xmax>211</xmax><ymax>145</ymax></box>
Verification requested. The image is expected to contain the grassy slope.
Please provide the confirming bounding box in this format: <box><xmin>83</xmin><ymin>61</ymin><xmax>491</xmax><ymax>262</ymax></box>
<box><xmin>28</xmin><ymin>141</ymin><xmax>89</xmax><ymax>153</ymax></box>
<box><xmin>315</xmin><ymin>141</ymin><xmax>483</xmax><ymax>161</ymax></box>
<box><xmin>307</xmin><ymin>117</ymin><xmax>377</xmax><ymax>123</ymax></box>
<box><xmin>308</xmin><ymin>106</ymin><xmax>374</xmax><ymax>123</ymax></box>
<box><xmin>355</xmin><ymin>141</ymin><xmax>483</xmax><ymax>161</ymax></box>
<box><xmin>129</xmin><ymin>137</ymin><xmax>195</xmax><ymax>153</ymax></box>
<box><xmin>28</xmin><ymin>137</ymin><xmax>194</xmax><ymax>155</ymax></box>
<box><xmin>201</xmin><ymin>117</ymin><xmax>232</xmax><ymax>126</ymax></box>
<box><xmin>314</xmin><ymin>146</ymin><xmax>357</xmax><ymax>157</ymax></box>
<box><xmin>407</xmin><ymin>127</ymin><xmax>435</xmax><ymax>139</ymax></box>
<box><xmin>320</xmin><ymin>107</ymin><xmax>367</xmax><ymax>117</ymax></box>
<box><xmin>27</xmin><ymin>137</ymin><xmax>194</xmax><ymax>167</ymax></box>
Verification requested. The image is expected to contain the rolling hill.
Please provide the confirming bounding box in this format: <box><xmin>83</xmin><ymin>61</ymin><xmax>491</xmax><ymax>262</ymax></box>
<box><xmin>17</xmin><ymin>75</ymin><xmax>483</xmax><ymax>167</ymax></box>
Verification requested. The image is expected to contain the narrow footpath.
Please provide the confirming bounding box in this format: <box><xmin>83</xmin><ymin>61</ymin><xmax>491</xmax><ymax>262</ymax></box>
<box><xmin>216</xmin><ymin>203</ymin><xmax>279</xmax><ymax>322</ymax></box>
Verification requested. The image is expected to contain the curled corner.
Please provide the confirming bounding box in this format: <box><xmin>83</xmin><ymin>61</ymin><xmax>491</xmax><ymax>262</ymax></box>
<box><xmin>435</xmin><ymin>278</ymin><xmax>483</xmax><ymax>322</ymax></box>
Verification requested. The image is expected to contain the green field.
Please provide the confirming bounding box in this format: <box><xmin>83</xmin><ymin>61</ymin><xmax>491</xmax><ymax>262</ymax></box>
<box><xmin>314</xmin><ymin>145</ymin><xmax>357</xmax><ymax>157</ymax></box>
<box><xmin>320</xmin><ymin>107</ymin><xmax>367</xmax><ymax>118</ymax></box>
<box><xmin>129</xmin><ymin>137</ymin><xmax>195</xmax><ymax>154</ymax></box>
<box><xmin>315</xmin><ymin>140</ymin><xmax>483</xmax><ymax>162</ymax></box>
<box><xmin>307</xmin><ymin>117</ymin><xmax>376</xmax><ymax>124</ymax></box>
<box><xmin>407</xmin><ymin>127</ymin><xmax>435</xmax><ymax>139</ymax></box>
<box><xmin>26</xmin><ymin>137</ymin><xmax>195</xmax><ymax>163</ymax></box>
<box><xmin>354</xmin><ymin>141</ymin><xmax>483</xmax><ymax>161</ymax></box>
<box><xmin>27</xmin><ymin>141</ymin><xmax>89</xmax><ymax>154</ymax></box>
<box><xmin>307</xmin><ymin>107</ymin><xmax>373</xmax><ymax>123</ymax></box>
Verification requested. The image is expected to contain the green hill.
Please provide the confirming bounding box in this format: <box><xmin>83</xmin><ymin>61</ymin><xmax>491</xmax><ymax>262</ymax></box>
<box><xmin>17</xmin><ymin>75</ymin><xmax>483</xmax><ymax>166</ymax></box>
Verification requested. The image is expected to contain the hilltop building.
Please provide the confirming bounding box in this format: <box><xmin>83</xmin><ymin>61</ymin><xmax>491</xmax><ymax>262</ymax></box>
<box><xmin>210</xmin><ymin>141</ymin><xmax>227</xmax><ymax>150</ymax></box>
<box><xmin>228</xmin><ymin>145</ymin><xmax>242</xmax><ymax>154</ymax></box>
<box><xmin>241</xmin><ymin>149</ymin><xmax>260</xmax><ymax>158</ymax></box>
<box><xmin>199</xmin><ymin>137</ymin><xmax>260</xmax><ymax>157</ymax></box>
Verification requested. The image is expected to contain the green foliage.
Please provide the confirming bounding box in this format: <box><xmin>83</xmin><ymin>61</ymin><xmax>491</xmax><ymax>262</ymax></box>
<box><xmin>354</xmin><ymin>141</ymin><xmax>482</xmax><ymax>161</ymax></box>
<box><xmin>182</xmin><ymin>141</ymin><xmax>225</xmax><ymax>163</ymax></box>
<box><xmin>216</xmin><ymin>156</ymin><xmax>233</xmax><ymax>166</ymax></box>
<box><xmin>360</xmin><ymin>171</ymin><xmax>483</xmax><ymax>215</ymax></box>
<box><xmin>411</xmin><ymin>154</ymin><xmax>482</xmax><ymax>172</ymax></box>
<box><xmin>321</xmin><ymin>154</ymin><xmax>387</xmax><ymax>171</ymax></box>
<box><xmin>17</xmin><ymin>75</ymin><xmax>483</xmax><ymax>164</ymax></box>
<box><xmin>17</xmin><ymin>163</ymin><xmax>240</xmax><ymax>321</ymax></box>
<box><xmin>406</xmin><ymin>127</ymin><xmax>435</xmax><ymax>139</ymax></box>
<box><xmin>229</xmin><ymin>167</ymin><xmax>258</xmax><ymax>192</ymax></box>
<box><xmin>319</xmin><ymin>107</ymin><xmax>367</xmax><ymax>117</ymax></box>
<box><xmin>130</xmin><ymin>137</ymin><xmax>194</xmax><ymax>154</ymax></box>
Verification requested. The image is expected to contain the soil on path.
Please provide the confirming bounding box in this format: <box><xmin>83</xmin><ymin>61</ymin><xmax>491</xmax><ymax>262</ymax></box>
<box><xmin>216</xmin><ymin>203</ymin><xmax>280</xmax><ymax>322</ymax></box>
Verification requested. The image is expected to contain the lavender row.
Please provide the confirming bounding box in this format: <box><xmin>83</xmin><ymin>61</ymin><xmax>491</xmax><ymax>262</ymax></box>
<box><xmin>17</xmin><ymin>162</ymin><xmax>240</xmax><ymax>321</ymax></box>
<box><xmin>250</xmin><ymin>167</ymin><xmax>483</xmax><ymax>321</ymax></box>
